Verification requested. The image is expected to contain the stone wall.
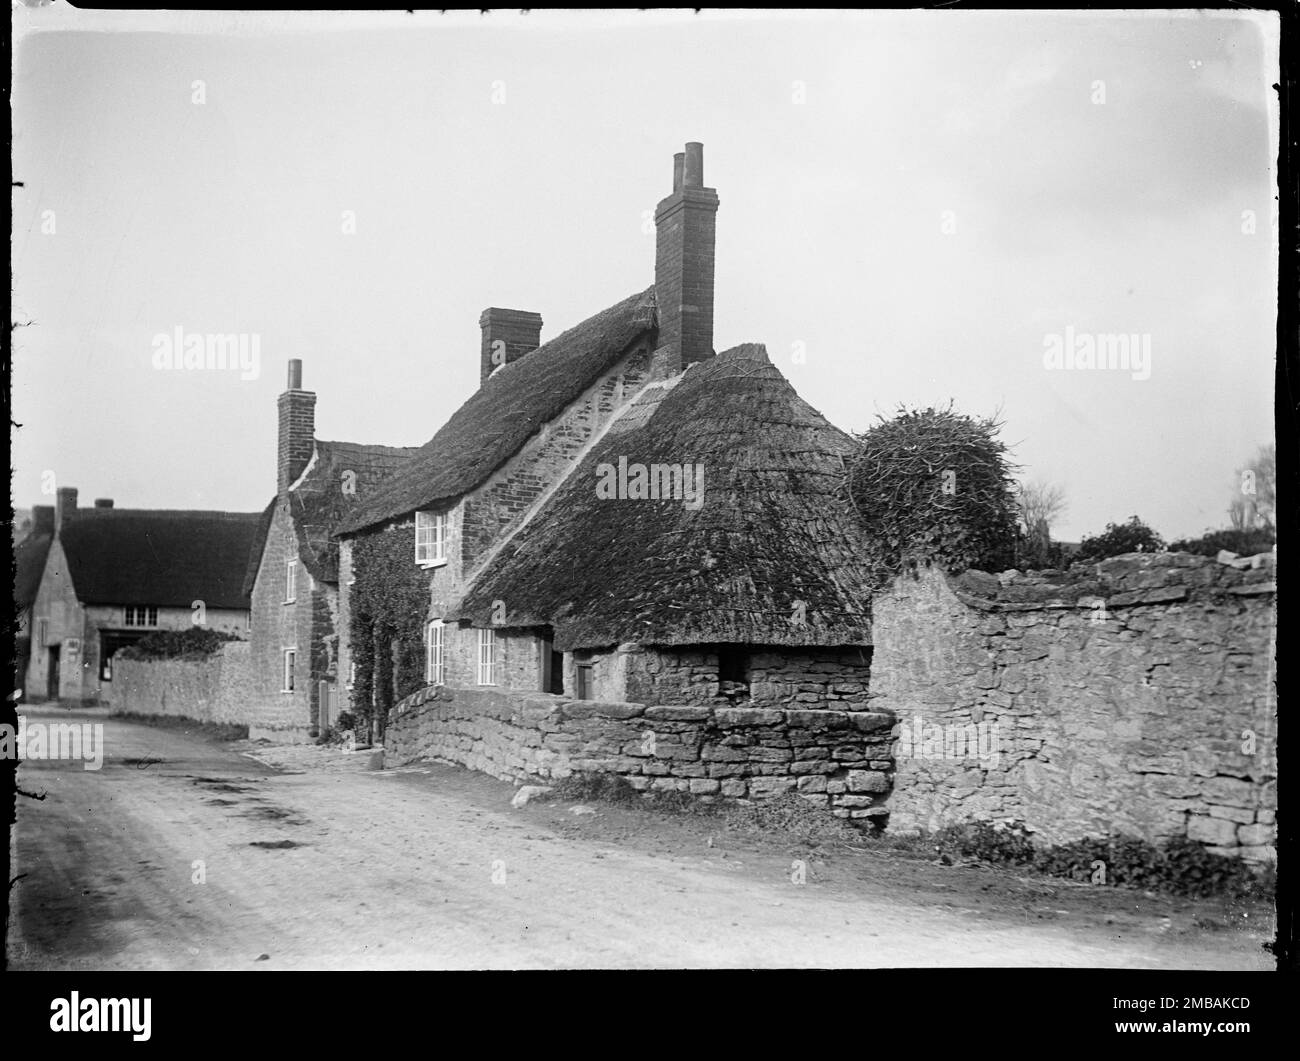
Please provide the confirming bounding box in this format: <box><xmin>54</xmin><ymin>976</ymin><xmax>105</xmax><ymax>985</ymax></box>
<box><xmin>613</xmin><ymin>644</ymin><xmax>873</xmax><ymax>707</ymax></box>
<box><xmin>386</xmin><ymin>685</ymin><xmax>896</xmax><ymax>822</ymax></box>
<box><xmin>111</xmin><ymin>641</ymin><xmax>255</xmax><ymax>727</ymax></box>
<box><xmin>871</xmin><ymin>555</ymin><xmax>1276</xmax><ymax>861</ymax></box>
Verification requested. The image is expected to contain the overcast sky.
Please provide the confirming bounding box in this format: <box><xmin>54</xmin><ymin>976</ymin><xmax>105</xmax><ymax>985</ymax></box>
<box><xmin>12</xmin><ymin>8</ymin><xmax>1278</xmax><ymax>542</ymax></box>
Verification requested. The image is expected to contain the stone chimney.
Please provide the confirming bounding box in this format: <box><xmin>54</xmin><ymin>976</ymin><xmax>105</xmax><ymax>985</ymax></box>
<box><xmin>480</xmin><ymin>308</ymin><xmax>543</xmax><ymax>384</ymax></box>
<box><xmin>54</xmin><ymin>487</ymin><xmax>78</xmax><ymax>535</ymax></box>
<box><xmin>278</xmin><ymin>359</ymin><xmax>316</xmax><ymax>498</ymax></box>
<box><xmin>654</xmin><ymin>141</ymin><xmax>719</xmax><ymax>374</ymax></box>
<box><xmin>94</xmin><ymin>498</ymin><xmax>114</xmax><ymax>509</ymax></box>
<box><xmin>32</xmin><ymin>505</ymin><xmax>54</xmax><ymax>535</ymax></box>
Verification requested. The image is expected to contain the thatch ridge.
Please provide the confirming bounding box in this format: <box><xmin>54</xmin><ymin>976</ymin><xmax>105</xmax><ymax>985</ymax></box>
<box><xmin>448</xmin><ymin>343</ymin><xmax>876</xmax><ymax>650</ymax></box>
<box><xmin>335</xmin><ymin>287</ymin><xmax>657</xmax><ymax>535</ymax></box>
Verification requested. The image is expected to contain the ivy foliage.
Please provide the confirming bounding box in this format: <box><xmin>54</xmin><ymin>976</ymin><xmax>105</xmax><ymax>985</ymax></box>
<box><xmin>349</xmin><ymin>521</ymin><xmax>431</xmax><ymax>730</ymax></box>
<box><xmin>845</xmin><ymin>404</ymin><xmax>1020</xmax><ymax>583</ymax></box>
<box><xmin>117</xmin><ymin>627</ymin><xmax>240</xmax><ymax>660</ymax></box>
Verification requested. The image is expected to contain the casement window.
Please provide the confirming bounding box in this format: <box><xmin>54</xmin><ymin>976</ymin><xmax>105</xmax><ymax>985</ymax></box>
<box><xmin>477</xmin><ymin>628</ymin><xmax>496</xmax><ymax>686</ymax></box>
<box><xmin>415</xmin><ymin>510</ymin><xmax>448</xmax><ymax>566</ymax></box>
<box><xmin>36</xmin><ymin>618</ymin><xmax>48</xmax><ymax>648</ymax></box>
<box><xmin>282</xmin><ymin>649</ymin><xmax>297</xmax><ymax>692</ymax></box>
<box><xmin>426</xmin><ymin>619</ymin><xmax>445</xmax><ymax>685</ymax></box>
<box><xmin>124</xmin><ymin>606</ymin><xmax>158</xmax><ymax>627</ymax></box>
<box><xmin>285</xmin><ymin>558</ymin><xmax>298</xmax><ymax>603</ymax></box>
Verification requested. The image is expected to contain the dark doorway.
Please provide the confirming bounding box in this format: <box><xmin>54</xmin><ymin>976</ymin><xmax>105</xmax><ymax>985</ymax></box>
<box><xmin>46</xmin><ymin>645</ymin><xmax>61</xmax><ymax>701</ymax></box>
<box><xmin>100</xmin><ymin>630</ymin><xmax>146</xmax><ymax>683</ymax></box>
<box><xmin>717</xmin><ymin>646</ymin><xmax>751</xmax><ymax>701</ymax></box>
<box><xmin>539</xmin><ymin>634</ymin><xmax>564</xmax><ymax>695</ymax></box>
<box><xmin>576</xmin><ymin>663</ymin><xmax>594</xmax><ymax>701</ymax></box>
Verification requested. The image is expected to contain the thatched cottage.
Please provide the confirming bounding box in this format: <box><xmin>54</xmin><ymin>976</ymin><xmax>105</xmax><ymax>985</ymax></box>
<box><xmin>334</xmin><ymin>143</ymin><xmax>877</xmax><ymax>731</ymax></box>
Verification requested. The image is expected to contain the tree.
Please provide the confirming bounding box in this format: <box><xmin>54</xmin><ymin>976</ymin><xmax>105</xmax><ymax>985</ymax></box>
<box><xmin>1228</xmin><ymin>444</ymin><xmax>1275</xmax><ymax>532</ymax></box>
<box><xmin>1016</xmin><ymin>480</ymin><xmax>1067</xmax><ymax>568</ymax></box>
<box><xmin>1076</xmin><ymin>516</ymin><xmax>1165</xmax><ymax>562</ymax></box>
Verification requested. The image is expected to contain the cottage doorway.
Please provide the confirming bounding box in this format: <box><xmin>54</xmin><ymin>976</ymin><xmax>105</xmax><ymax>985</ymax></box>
<box><xmin>46</xmin><ymin>645</ymin><xmax>61</xmax><ymax>701</ymax></box>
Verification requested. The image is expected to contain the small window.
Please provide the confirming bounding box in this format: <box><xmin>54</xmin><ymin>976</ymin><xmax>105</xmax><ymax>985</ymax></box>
<box><xmin>415</xmin><ymin>510</ymin><xmax>447</xmax><ymax>566</ymax></box>
<box><xmin>36</xmin><ymin>618</ymin><xmax>48</xmax><ymax>648</ymax></box>
<box><xmin>124</xmin><ymin>606</ymin><xmax>158</xmax><ymax>627</ymax></box>
<box><xmin>283</xmin><ymin>649</ymin><xmax>296</xmax><ymax>692</ymax></box>
<box><xmin>477</xmin><ymin>628</ymin><xmax>496</xmax><ymax>686</ymax></box>
<box><xmin>426</xmin><ymin>620</ymin><xmax>445</xmax><ymax>685</ymax></box>
<box><xmin>717</xmin><ymin>646</ymin><xmax>751</xmax><ymax>700</ymax></box>
<box><xmin>348</xmin><ymin>661</ymin><xmax>356</xmax><ymax>689</ymax></box>
<box><xmin>576</xmin><ymin>662</ymin><xmax>594</xmax><ymax>701</ymax></box>
<box><xmin>285</xmin><ymin>558</ymin><xmax>298</xmax><ymax>603</ymax></box>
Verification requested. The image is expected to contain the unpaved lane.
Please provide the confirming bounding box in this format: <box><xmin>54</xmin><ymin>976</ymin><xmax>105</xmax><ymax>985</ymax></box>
<box><xmin>8</xmin><ymin>707</ymin><xmax>1269</xmax><ymax>969</ymax></box>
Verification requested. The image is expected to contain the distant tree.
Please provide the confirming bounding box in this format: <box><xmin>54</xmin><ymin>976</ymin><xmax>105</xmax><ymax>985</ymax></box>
<box><xmin>1076</xmin><ymin>516</ymin><xmax>1165</xmax><ymax>562</ymax></box>
<box><xmin>1228</xmin><ymin>443</ymin><xmax>1275</xmax><ymax>532</ymax></box>
<box><xmin>1016</xmin><ymin>480</ymin><xmax>1067</xmax><ymax>568</ymax></box>
<box><xmin>845</xmin><ymin>403</ymin><xmax>1021</xmax><ymax>580</ymax></box>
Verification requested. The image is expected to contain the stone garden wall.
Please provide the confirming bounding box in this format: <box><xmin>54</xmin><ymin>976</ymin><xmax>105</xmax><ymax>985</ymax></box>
<box><xmin>386</xmin><ymin>685</ymin><xmax>896</xmax><ymax>822</ymax></box>
<box><xmin>112</xmin><ymin>642</ymin><xmax>256</xmax><ymax>728</ymax></box>
<box><xmin>871</xmin><ymin>554</ymin><xmax>1276</xmax><ymax>861</ymax></box>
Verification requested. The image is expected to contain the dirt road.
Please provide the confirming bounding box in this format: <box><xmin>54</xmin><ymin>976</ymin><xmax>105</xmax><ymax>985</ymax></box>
<box><xmin>7</xmin><ymin>706</ymin><xmax>1272</xmax><ymax>970</ymax></box>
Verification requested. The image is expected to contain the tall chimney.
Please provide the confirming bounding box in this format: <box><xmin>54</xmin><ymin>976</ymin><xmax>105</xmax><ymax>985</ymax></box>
<box><xmin>479</xmin><ymin>309</ymin><xmax>543</xmax><ymax>384</ymax></box>
<box><xmin>32</xmin><ymin>505</ymin><xmax>54</xmax><ymax>535</ymax></box>
<box><xmin>654</xmin><ymin>141</ymin><xmax>719</xmax><ymax>374</ymax></box>
<box><xmin>94</xmin><ymin>498</ymin><xmax>114</xmax><ymax>509</ymax></box>
<box><xmin>278</xmin><ymin>359</ymin><xmax>316</xmax><ymax>498</ymax></box>
<box><xmin>54</xmin><ymin>487</ymin><xmax>78</xmax><ymax>535</ymax></box>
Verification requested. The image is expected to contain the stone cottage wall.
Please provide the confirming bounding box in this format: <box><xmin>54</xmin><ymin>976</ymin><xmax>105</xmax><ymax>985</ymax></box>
<box><xmin>871</xmin><ymin>555</ymin><xmax>1276</xmax><ymax>861</ymax></box>
<box><xmin>386</xmin><ymin>685</ymin><xmax>896</xmax><ymax>822</ymax></box>
<box><xmin>616</xmin><ymin>644</ymin><xmax>873</xmax><ymax>707</ymax></box>
<box><xmin>111</xmin><ymin>642</ymin><xmax>255</xmax><ymax>727</ymax></box>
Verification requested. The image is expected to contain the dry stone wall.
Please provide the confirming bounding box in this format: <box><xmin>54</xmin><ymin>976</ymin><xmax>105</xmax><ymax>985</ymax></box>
<box><xmin>386</xmin><ymin>685</ymin><xmax>896</xmax><ymax>822</ymax></box>
<box><xmin>872</xmin><ymin>554</ymin><xmax>1276</xmax><ymax>861</ymax></box>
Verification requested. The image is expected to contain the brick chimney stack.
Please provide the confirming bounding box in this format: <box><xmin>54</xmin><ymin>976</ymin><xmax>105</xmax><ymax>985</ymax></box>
<box><xmin>32</xmin><ymin>505</ymin><xmax>54</xmax><ymax>535</ymax></box>
<box><xmin>54</xmin><ymin>487</ymin><xmax>78</xmax><ymax>535</ymax></box>
<box><xmin>278</xmin><ymin>359</ymin><xmax>316</xmax><ymax>498</ymax></box>
<box><xmin>654</xmin><ymin>141</ymin><xmax>719</xmax><ymax>374</ymax></box>
<box><xmin>480</xmin><ymin>308</ymin><xmax>543</xmax><ymax>384</ymax></box>
<box><xmin>94</xmin><ymin>498</ymin><xmax>114</xmax><ymax>509</ymax></box>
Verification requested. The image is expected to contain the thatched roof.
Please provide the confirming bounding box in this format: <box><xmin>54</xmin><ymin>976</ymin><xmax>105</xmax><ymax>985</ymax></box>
<box><xmin>15</xmin><ymin>530</ymin><xmax>53</xmax><ymax>608</ymax></box>
<box><xmin>448</xmin><ymin>344</ymin><xmax>876</xmax><ymax>650</ymax></box>
<box><xmin>244</xmin><ymin>440</ymin><xmax>419</xmax><ymax>592</ymax></box>
<box><xmin>59</xmin><ymin>509</ymin><xmax>264</xmax><ymax>610</ymax></box>
<box><xmin>335</xmin><ymin>287</ymin><xmax>657</xmax><ymax>535</ymax></box>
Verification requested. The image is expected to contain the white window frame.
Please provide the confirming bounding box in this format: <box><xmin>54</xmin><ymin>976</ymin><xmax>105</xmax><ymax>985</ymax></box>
<box><xmin>426</xmin><ymin>619</ymin><xmax>445</xmax><ymax>685</ymax></box>
<box><xmin>124</xmin><ymin>605</ymin><xmax>158</xmax><ymax>627</ymax></box>
<box><xmin>282</xmin><ymin>648</ymin><xmax>297</xmax><ymax>692</ymax></box>
<box><xmin>477</xmin><ymin>628</ymin><xmax>496</xmax><ymax>686</ymax></box>
<box><xmin>415</xmin><ymin>510</ymin><xmax>448</xmax><ymax>567</ymax></box>
<box><xmin>36</xmin><ymin>618</ymin><xmax>48</xmax><ymax>648</ymax></box>
<box><xmin>285</xmin><ymin>558</ymin><xmax>298</xmax><ymax>603</ymax></box>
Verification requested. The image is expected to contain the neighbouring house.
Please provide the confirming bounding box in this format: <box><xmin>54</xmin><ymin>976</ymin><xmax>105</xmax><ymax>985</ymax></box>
<box><xmin>242</xmin><ymin>359</ymin><xmax>419</xmax><ymax>741</ymax></box>
<box><xmin>22</xmin><ymin>489</ymin><xmax>262</xmax><ymax>705</ymax></box>
<box><xmin>335</xmin><ymin>142</ymin><xmax>877</xmax><ymax>736</ymax></box>
<box><xmin>14</xmin><ymin>504</ymin><xmax>55</xmax><ymax>691</ymax></box>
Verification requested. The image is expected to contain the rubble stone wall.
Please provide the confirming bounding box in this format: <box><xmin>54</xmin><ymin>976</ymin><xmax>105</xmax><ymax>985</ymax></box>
<box><xmin>871</xmin><ymin>555</ymin><xmax>1276</xmax><ymax>861</ymax></box>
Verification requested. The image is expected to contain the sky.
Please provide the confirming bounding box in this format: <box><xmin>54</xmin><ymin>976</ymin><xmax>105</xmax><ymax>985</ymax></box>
<box><xmin>11</xmin><ymin>7</ymin><xmax>1279</xmax><ymax>543</ymax></box>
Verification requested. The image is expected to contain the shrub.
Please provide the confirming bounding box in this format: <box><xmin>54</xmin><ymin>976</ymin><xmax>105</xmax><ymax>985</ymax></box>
<box><xmin>845</xmin><ymin>404</ymin><xmax>1021</xmax><ymax>582</ymax></box>
<box><xmin>932</xmin><ymin>821</ymin><xmax>1271</xmax><ymax>899</ymax></box>
<box><xmin>1076</xmin><ymin>516</ymin><xmax>1165</xmax><ymax>562</ymax></box>
<box><xmin>117</xmin><ymin>627</ymin><xmax>240</xmax><ymax>661</ymax></box>
<box><xmin>1168</xmin><ymin>527</ymin><xmax>1276</xmax><ymax>557</ymax></box>
<box><xmin>549</xmin><ymin>772</ymin><xmax>640</xmax><ymax>805</ymax></box>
